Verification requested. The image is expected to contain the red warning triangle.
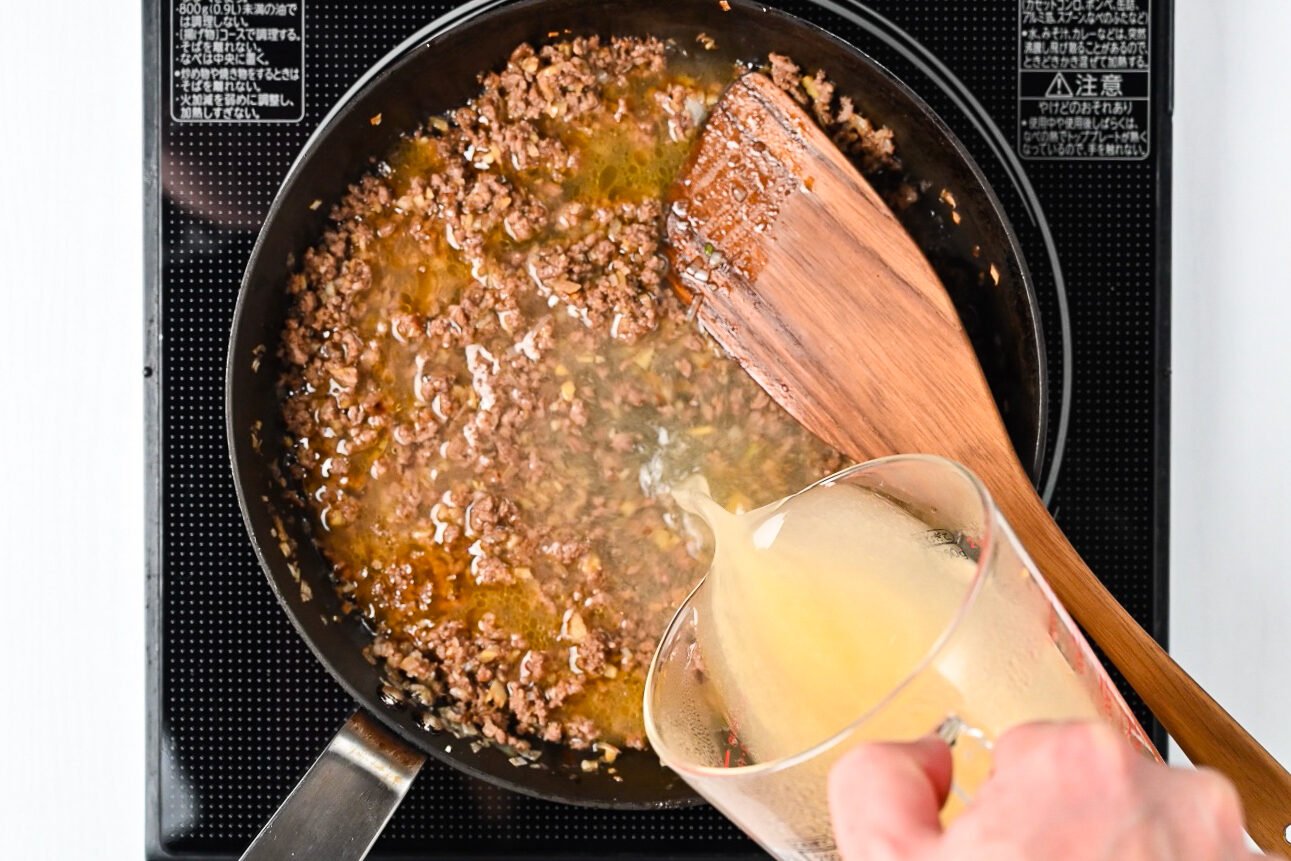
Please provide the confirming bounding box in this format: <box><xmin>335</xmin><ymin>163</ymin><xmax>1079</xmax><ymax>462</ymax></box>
<box><xmin>1045</xmin><ymin>72</ymin><xmax>1074</xmax><ymax>98</ymax></box>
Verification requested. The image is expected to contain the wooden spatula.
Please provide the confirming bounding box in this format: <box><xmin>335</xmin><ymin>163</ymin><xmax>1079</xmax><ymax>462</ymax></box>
<box><xmin>666</xmin><ymin>71</ymin><xmax>1291</xmax><ymax>856</ymax></box>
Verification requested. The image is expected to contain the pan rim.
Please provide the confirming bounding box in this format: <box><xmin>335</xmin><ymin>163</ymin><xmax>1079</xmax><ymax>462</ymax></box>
<box><xmin>225</xmin><ymin>0</ymin><xmax>1053</xmax><ymax>810</ymax></box>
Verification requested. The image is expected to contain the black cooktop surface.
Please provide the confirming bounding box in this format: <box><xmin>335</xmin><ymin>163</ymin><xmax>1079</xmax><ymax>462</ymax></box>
<box><xmin>145</xmin><ymin>0</ymin><xmax>1171</xmax><ymax>856</ymax></box>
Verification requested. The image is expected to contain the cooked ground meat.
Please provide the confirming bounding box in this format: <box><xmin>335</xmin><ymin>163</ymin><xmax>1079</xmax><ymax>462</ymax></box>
<box><xmin>767</xmin><ymin>52</ymin><xmax>899</xmax><ymax>174</ymax></box>
<box><xmin>278</xmin><ymin>36</ymin><xmax>896</xmax><ymax>756</ymax></box>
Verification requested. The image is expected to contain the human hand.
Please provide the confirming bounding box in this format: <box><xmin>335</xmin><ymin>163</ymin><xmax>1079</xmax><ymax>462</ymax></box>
<box><xmin>829</xmin><ymin>722</ymin><xmax>1260</xmax><ymax>860</ymax></box>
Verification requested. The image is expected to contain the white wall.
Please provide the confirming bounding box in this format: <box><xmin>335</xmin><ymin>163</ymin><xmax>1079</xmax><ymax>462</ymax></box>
<box><xmin>0</xmin><ymin>2</ymin><xmax>145</xmax><ymax>859</ymax></box>
<box><xmin>1170</xmin><ymin>0</ymin><xmax>1291</xmax><ymax>776</ymax></box>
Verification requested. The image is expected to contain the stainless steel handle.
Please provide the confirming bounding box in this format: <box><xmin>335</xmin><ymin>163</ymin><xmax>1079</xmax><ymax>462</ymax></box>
<box><xmin>240</xmin><ymin>711</ymin><xmax>426</xmax><ymax>861</ymax></box>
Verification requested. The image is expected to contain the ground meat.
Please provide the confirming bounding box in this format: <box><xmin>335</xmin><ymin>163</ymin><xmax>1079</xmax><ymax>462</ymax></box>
<box><xmin>279</xmin><ymin>36</ymin><xmax>896</xmax><ymax>756</ymax></box>
<box><xmin>768</xmin><ymin>52</ymin><xmax>899</xmax><ymax>174</ymax></box>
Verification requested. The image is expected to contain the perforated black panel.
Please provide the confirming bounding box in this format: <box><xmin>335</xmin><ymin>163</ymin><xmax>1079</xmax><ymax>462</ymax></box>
<box><xmin>147</xmin><ymin>0</ymin><xmax>1170</xmax><ymax>856</ymax></box>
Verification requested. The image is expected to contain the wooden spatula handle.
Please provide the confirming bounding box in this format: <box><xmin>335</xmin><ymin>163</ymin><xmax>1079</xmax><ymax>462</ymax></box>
<box><xmin>668</xmin><ymin>70</ymin><xmax>1290</xmax><ymax>853</ymax></box>
<box><xmin>995</xmin><ymin>474</ymin><xmax>1291</xmax><ymax>856</ymax></box>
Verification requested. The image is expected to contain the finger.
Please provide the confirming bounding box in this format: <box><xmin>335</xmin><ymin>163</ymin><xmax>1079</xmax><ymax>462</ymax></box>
<box><xmin>992</xmin><ymin>720</ymin><xmax>1101</xmax><ymax>771</ymax></box>
<box><xmin>994</xmin><ymin>721</ymin><xmax>1139</xmax><ymax>792</ymax></box>
<box><xmin>829</xmin><ymin>736</ymin><xmax>951</xmax><ymax>860</ymax></box>
<box><xmin>1187</xmin><ymin>768</ymin><xmax>1245</xmax><ymax>835</ymax></box>
<box><xmin>1175</xmin><ymin>767</ymin><xmax>1248</xmax><ymax>849</ymax></box>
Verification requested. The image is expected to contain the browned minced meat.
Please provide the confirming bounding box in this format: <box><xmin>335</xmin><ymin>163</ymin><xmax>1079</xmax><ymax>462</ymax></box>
<box><xmin>768</xmin><ymin>52</ymin><xmax>899</xmax><ymax>174</ymax></box>
<box><xmin>278</xmin><ymin>37</ymin><xmax>895</xmax><ymax>756</ymax></box>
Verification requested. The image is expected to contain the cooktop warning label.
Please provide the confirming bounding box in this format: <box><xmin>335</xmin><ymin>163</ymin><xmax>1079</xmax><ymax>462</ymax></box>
<box><xmin>1018</xmin><ymin>0</ymin><xmax>1150</xmax><ymax>161</ymax></box>
<box><xmin>171</xmin><ymin>1</ymin><xmax>305</xmax><ymax>122</ymax></box>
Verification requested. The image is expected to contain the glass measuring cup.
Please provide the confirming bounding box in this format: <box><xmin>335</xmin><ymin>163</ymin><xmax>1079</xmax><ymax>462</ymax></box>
<box><xmin>643</xmin><ymin>455</ymin><xmax>1157</xmax><ymax>860</ymax></box>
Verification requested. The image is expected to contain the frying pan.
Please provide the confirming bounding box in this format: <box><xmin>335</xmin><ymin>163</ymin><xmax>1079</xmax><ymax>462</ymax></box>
<box><xmin>226</xmin><ymin>0</ymin><xmax>1048</xmax><ymax>856</ymax></box>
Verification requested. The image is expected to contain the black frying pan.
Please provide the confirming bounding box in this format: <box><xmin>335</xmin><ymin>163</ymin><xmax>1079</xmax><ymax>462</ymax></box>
<box><xmin>226</xmin><ymin>0</ymin><xmax>1046</xmax><ymax>855</ymax></box>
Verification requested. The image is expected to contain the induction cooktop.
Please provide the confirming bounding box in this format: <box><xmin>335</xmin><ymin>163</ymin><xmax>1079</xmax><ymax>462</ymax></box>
<box><xmin>145</xmin><ymin>0</ymin><xmax>1172</xmax><ymax>856</ymax></box>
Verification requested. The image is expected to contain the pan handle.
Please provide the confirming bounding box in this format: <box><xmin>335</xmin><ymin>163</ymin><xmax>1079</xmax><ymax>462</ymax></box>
<box><xmin>240</xmin><ymin>710</ymin><xmax>426</xmax><ymax>861</ymax></box>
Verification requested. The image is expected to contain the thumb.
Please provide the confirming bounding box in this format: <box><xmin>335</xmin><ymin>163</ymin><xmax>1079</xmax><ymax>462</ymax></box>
<box><xmin>828</xmin><ymin>736</ymin><xmax>951</xmax><ymax>861</ymax></box>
